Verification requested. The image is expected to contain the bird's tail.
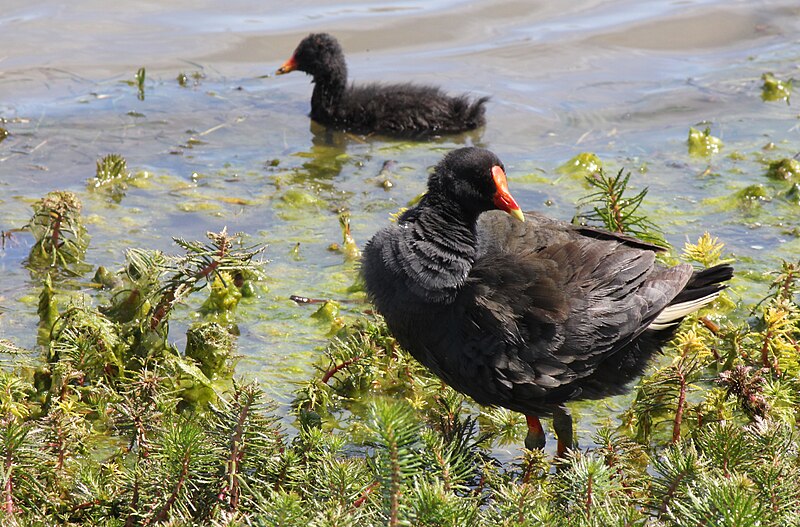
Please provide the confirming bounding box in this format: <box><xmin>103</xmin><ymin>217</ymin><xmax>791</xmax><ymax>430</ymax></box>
<box><xmin>649</xmin><ymin>263</ymin><xmax>734</xmax><ymax>330</ymax></box>
<box><xmin>452</xmin><ymin>95</ymin><xmax>489</xmax><ymax>130</ymax></box>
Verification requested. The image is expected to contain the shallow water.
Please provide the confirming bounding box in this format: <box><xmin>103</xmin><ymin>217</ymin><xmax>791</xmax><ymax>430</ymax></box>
<box><xmin>2</xmin><ymin>0</ymin><xmax>799</xmax><ymax>444</ymax></box>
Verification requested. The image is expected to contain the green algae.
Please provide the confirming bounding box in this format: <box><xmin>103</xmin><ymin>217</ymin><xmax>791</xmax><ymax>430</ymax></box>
<box><xmin>765</xmin><ymin>158</ymin><xmax>800</xmax><ymax>182</ymax></box>
<box><xmin>703</xmin><ymin>184</ymin><xmax>772</xmax><ymax>214</ymax></box>
<box><xmin>279</xmin><ymin>189</ymin><xmax>324</xmax><ymax>209</ymax></box>
<box><xmin>781</xmin><ymin>182</ymin><xmax>800</xmax><ymax>206</ymax></box>
<box><xmin>761</xmin><ymin>72</ymin><xmax>793</xmax><ymax>104</ymax></box>
<box><xmin>311</xmin><ymin>300</ymin><xmax>340</xmax><ymax>324</ymax></box>
<box><xmin>177</xmin><ymin>201</ymin><xmax>223</xmax><ymax>213</ymax></box>
<box><xmin>688</xmin><ymin>127</ymin><xmax>723</xmax><ymax>157</ymax></box>
<box><xmin>557</xmin><ymin>152</ymin><xmax>603</xmax><ymax>178</ymax></box>
<box><xmin>737</xmin><ymin>184</ymin><xmax>771</xmax><ymax>201</ymax></box>
<box><xmin>311</xmin><ymin>300</ymin><xmax>346</xmax><ymax>335</ymax></box>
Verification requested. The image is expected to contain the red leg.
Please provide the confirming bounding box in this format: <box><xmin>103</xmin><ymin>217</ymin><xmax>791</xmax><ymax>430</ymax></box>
<box><xmin>556</xmin><ymin>438</ymin><xmax>567</xmax><ymax>458</ymax></box>
<box><xmin>524</xmin><ymin>414</ymin><xmax>546</xmax><ymax>450</ymax></box>
<box><xmin>552</xmin><ymin>405</ymin><xmax>574</xmax><ymax>458</ymax></box>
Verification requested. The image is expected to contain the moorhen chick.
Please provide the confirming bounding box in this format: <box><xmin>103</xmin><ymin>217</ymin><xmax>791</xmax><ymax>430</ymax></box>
<box><xmin>276</xmin><ymin>33</ymin><xmax>488</xmax><ymax>137</ymax></box>
<box><xmin>362</xmin><ymin>147</ymin><xmax>733</xmax><ymax>455</ymax></box>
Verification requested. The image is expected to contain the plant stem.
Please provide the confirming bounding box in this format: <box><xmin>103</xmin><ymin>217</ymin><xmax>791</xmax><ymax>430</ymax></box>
<box><xmin>672</xmin><ymin>370</ymin><xmax>687</xmax><ymax>443</ymax></box>
<box><xmin>152</xmin><ymin>449</ymin><xmax>190</xmax><ymax>523</ymax></box>
<box><xmin>3</xmin><ymin>448</ymin><xmax>13</xmax><ymax>516</ymax></box>
<box><xmin>322</xmin><ymin>356</ymin><xmax>362</xmax><ymax>384</ymax></box>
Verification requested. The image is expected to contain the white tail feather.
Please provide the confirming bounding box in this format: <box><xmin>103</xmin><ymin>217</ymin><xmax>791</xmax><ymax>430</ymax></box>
<box><xmin>648</xmin><ymin>292</ymin><xmax>720</xmax><ymax>331</ymax></box>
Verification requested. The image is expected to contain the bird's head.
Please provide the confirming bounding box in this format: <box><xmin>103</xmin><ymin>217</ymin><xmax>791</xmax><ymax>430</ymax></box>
<box><xmin>276</xmin><ymin>33</ymin><xmax>343</xmax><ymax>76</ymax></box>
<box><xmin>430</xmin><ymin>147</ymin><xmax>524</xmax><ymax>222</ymax></box>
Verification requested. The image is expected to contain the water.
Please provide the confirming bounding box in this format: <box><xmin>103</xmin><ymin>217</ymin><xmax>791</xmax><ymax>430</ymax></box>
<box><xmin>2</xmin><ymin>0</ymin><xmax>799</xmax><ymax>428</ymax></box>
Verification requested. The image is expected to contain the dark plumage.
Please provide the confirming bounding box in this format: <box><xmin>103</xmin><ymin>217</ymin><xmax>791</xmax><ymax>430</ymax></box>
<box><xmin>362</xmin><ymin>147</ymin><xmax>733</xmax><ymax>454</ymax></box>
<box><xmin>276</xmin><ymin>33</ymin><xmax>488</xmax><ymax>137</ymax></box>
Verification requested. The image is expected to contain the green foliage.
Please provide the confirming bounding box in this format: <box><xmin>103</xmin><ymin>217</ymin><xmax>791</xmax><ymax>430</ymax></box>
<box><xmin>185</xmin><ymin>322</ymin><xmax>235</xmax><ymax>380</ymax></box>
<box><xmin>25</xmin><ymin>191</ymin><xmax>89</xmax><ymax>269</ymax></box>
<box><xmin>682</xmin><ymin>232</ymin><xmax>733</xmax><ymax>268</ymax></box>
<box><xmin>575</xmin><ymin>168</ymin><xmax>666</xmax><ymax>246</ymax></box>
<box><xmin>37</xmin><ymin>273</ymin><xmax>58</xmax><ymax>345</ymax></box>
<box><xmin>5</xmin><ymin>186</ymin><xmax>800</xmax><ymax>525</ymax></box>
<box><xmin>366</xmin><ymin>399</ymin><xmax>423</xmax><ymax>525</ymax></box>
<box><xmin>90</xmin><ymin>153</ymin><xmax>137</xmax><ymax>203</ymax></box>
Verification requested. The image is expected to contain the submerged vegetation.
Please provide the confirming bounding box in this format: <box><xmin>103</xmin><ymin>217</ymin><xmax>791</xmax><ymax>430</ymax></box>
<box><xmin>687</xmin><ymin>126</ymin><xmax>723</xmax><ymax>157</ymax></box>
<box><xmin>761</xmin><ymin>72</ymin><xmax>793</xmax><ymax>104</ymax></box>
<box><xmin>1</xmin><ymin>149</ymin><xmax>800</xmax><ymax>525</ymax></box>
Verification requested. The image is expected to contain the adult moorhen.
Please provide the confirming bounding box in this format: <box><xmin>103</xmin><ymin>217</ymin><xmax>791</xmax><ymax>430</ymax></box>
<box><xmin>276</xmin><ymin>33</ymin><xmax>489</xmax><ymax>137</ymax></box>
<box><xmin>362</xmin><ymin>147</ymin><xmax>733</xmax><ymax>455</ymax></box>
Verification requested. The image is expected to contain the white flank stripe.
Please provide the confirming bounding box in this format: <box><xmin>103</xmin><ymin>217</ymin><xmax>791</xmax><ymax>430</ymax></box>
<box><xmin>648</xmin><ymin>292</ymin><xmax>720</xmax><ymax>330</ymax></box>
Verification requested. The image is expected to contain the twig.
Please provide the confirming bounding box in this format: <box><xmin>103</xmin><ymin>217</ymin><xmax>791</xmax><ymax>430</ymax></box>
<box><xmin>322</xmin><ymin>356</ymin><xmax>362</xmax><ymax>384</ymax></box>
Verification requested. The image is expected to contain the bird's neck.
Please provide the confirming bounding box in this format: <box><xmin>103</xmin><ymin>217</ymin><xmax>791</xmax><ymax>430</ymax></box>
<box><xmin>395</xmin><ymin>193</ymin><xmax>479</xmax><ymax>304</ymax></box>
<box><xmin>310</xmin><ymin>57</ymin><xmax>348</xmax><ymax>119</ymax></box>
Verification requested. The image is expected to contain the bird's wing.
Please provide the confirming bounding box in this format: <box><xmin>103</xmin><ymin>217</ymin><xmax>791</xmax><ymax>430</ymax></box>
<box><xmin>573</xmin><ymin>224</ymin><xmax>668</xmax><ymax>252</ymax></box>
<box><xmin>458</xmin><ymin>212</ymin><xmax>693</xmax><ymax>397</ymax></box>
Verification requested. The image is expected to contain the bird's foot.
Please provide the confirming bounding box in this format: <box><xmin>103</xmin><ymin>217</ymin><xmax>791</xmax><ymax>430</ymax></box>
<box><xmin>524</xmin><ymin>415</ymin><xmax>546</xmax><ymax>450</ymax></box>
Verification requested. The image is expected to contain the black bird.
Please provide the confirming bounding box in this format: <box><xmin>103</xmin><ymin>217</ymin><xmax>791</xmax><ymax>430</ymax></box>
<box><xmin>361</xmin><ymin>147</ymin><xmax>733</xmax><ymax>455</ymax></box>
<box><xmin>276</xmin><ymin>33</ymin><xmax>488</xmax><ymax>137</ymax></box>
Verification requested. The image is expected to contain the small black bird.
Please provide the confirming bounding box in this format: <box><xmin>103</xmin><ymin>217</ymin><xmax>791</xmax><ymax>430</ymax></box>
<box><xmin>276</xmin><ymin>33</ymin><xmax>488</xmax><ymax>137</ymax></box>
<box><xmin>362</xmin><ymin>147</ymin><xmax>733</xmax><ymax>455</ymax></box>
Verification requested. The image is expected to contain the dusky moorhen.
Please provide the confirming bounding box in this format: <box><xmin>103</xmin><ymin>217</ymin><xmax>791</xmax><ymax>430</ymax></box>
<box><xmin>362</xmin><ymin>147</ymin><xmax>733</xmax><ymax>455</ymax></box>
<box><xmin>276</xmin><ymin>33</ymin><xmax>488</xmax><ymax>137</ymax></box>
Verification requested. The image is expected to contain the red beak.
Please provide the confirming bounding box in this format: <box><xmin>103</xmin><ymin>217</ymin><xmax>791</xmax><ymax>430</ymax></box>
<box><xmin>492</xmin><ymin>166</ymin><xmax>524</xmax><ymax>222</ymax></box>
<box><xmin>276</xmin><ymin>56</ymin><xmax>298</xmax><ymax>75</ymax></box>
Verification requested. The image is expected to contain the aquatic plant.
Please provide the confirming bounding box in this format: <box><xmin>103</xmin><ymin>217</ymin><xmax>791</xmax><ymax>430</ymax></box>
<box><xmin>177</xmin><ymin>71</ymin><xmax>204</xmax><ymax>87</ymax></box>
<box><xmin>338</xmin><ymin>211</ymin><xmax>361</xmax><ymax>261</ymax></box>
<box><xmin>25</xmin><ymin>191</ymin><xmax>89</xmax><ymax>269</ymax></box>
<box><xmin>765</xmin><ymin>157</ymin><xmax>800</xmax><ymax>182</ymax></box>
<box><xmin>556</xmin><ymin>152</ymin><xmax>603</xmax><ymax>179</ymax></box>
<box><xmin>89</xmin><ymin>153</ymin><xmax>138</xmax><ymax>203</ymax></box>
<box><xmin>575</xmin><ymin>168</ymin><xmax>666</xmax><ymax>246</ymax></box>
<box><xmin>688</xmin><ymin>126</ymin><xmax>723</xmax><ymax>157</ymax></box>
<box><xmin>3</xmin><ymin>181</ymin><xmax>800</xmax><ymax>526</ymax></box>
<box><xmin>761</xmin><ymin>72</ymin><xmax>793</xmax><ymax>104</ymax></box>
<box><xmin>135</xmin><ymin>67</ymin><xmax>146</xmax><ymax>100</ymax></box>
